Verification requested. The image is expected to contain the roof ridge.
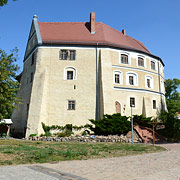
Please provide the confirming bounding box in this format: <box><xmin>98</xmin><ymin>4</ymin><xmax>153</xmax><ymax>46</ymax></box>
<box><xmin>39</xmin><ymin>22</ymin><xmax>86</xmax><ymax>24</ymax></box>
<box><xmin>38</xmin><ymin>22</ymin><xmax>102</xmax><ymax>24</ymax></box>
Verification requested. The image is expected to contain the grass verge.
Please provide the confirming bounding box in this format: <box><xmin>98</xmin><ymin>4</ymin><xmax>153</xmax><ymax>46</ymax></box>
<box><xmin>0</xmin><ymin>139</ymin><xmax>165</xmax><ymax>166</ymax></box>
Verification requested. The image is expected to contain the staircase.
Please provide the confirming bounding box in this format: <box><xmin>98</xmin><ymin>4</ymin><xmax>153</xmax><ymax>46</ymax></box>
<box><xmin>134</xmin><ymin>125</ymin><xmax>165</xmax><ymax>143</ymax></box>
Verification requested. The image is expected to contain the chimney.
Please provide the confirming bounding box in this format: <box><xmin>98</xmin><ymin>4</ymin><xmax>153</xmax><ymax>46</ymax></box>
<box><xmin>122</xmin><ymin>29</ymin><xmax>126</xmax><ymax>35</ymax></box>
<box><xmin>90</xmin><ymin>12</ymin><xmax>95</xmax><ymax>34</ymax></box>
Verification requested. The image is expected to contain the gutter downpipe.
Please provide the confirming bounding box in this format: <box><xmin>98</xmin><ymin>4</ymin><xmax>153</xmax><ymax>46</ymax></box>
<box><xmin>157</xmin><ymin>61</ymin><xmax>163</xmax><ymax>110</ymax></box>
<box><xmin>96</xmin><ymin>42</ymin><xmax>99</xmax><ymax>120</ymax></box>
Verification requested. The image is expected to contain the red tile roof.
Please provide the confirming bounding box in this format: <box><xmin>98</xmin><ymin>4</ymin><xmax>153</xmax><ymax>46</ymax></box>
<box><xmin>38</xmin><ymin>22</ymin><xmax>150</xmax><ymax>54</ymax></box>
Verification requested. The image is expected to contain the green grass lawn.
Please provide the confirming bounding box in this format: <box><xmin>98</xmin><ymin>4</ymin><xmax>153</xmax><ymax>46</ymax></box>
<box><xmin>0</xmin><ymin>139</ymin><xmax>165</xmax><ymax>166</ymax></box>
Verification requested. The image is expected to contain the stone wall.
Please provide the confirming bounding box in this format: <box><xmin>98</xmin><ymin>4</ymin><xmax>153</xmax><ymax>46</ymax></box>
<box><xmin>28</xmin><ymin>135</ymin><xmax>142</xmax><ymax>143</ymax></box>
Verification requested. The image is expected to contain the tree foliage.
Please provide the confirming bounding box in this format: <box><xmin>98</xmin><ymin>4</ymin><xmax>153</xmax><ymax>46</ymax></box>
<box><xmin>165</xmin><ymin>78</ymin><xmax>180</xmax><ymax>114</ymax></box>
<box><xmin>158</xmin><ymin>110</ymin><xmax>180</xmax><ymax>140</ymax></box>
<box><xmin>0</xmin><ymin>0</ymin><xmax>16</xmax><ymax>6</ymax></box>
<box><xmin>89</xmin><ymin>113</ymin><xmax>131</xmax><ymax>136</ymax></box>
<box><xmin>0</xmin><ymin>48</ymin><xmax>19</xmax><ymax>119</ymax></box>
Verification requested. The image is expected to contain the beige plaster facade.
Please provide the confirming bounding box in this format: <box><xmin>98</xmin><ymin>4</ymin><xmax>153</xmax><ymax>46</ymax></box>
<box><xmin>11</xmin><ymin>15</ymin><xmax>166</xmax><ymax>138</ymax></box>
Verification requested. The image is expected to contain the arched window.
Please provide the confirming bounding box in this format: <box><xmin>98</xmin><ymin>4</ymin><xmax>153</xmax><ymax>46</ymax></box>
<box><xmin>113</xmin><ymin>71</ymin><xmax>122</xmax><ymax>84</ymax></box>
<box><xmin>115</xmin><ymin>101</ymin><xmax>121</xmax><ymax>113</ymax></box>
<box><xmin>120</xmin><ymin>51</ymin><xmax>130</xmax><ymax>64</ymax></box>
<box><xmin>151</xmin><ymin>60</ymin><xmax>156</xmax><ymax>70</ymax></box>
<box><xmin>121</xmin><ymin>54</ymin><xmax>128</xmax><ymax>64</ymax></box>
<box><xmin>145</xmin><ymin>75</ymin><xmax>153</xmax><ymax>88</ymax></box>
<box><xmin>64</xmin><ymin>67</ymin><xmax>77</xmax><ymax>80</ymax></box>
<box><xmin>137</xmin><ymin>57</ymin><xmax>145</xmax><ymax>67</ymax></box>
<box><xmin>126</xmin><ymin>72</ymin><xmax>138</xmax><ymax>86</ymax></box>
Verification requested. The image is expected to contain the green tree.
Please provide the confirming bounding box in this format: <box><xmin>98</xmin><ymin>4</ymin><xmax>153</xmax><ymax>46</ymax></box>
<box><xmin>165</xmin><ymin>78</ymin><xmax>180</xmax><ymax>114</ymax></box>
<box><xmin>0</xmin><ymin>48</ymin><xmax>20</xmax><ymax>119</ymax></box>
<box><xmin>0</xmin><ymin>0</ymin><xmax>16</xmax><ymax>6</ymax></box>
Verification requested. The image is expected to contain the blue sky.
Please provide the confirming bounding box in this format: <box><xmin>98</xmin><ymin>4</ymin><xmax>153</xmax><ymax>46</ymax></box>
<box><xmin>0</xmin><ymin>0</ymin><xmax>180</xmax><ymax>79</ymax></box>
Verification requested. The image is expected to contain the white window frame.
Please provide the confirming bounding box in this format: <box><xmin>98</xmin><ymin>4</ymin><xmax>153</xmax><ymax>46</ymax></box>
<box><xmin>145</xmin><ymin>75</ymin><xmax>154</xmax><ymax>89</ymax></box>
<box><xmin>113</xmin><ymin>70</ymin><xmax>123</xmax><ymax>84</ymax></box>
<box><xmin>64</xmin><ymin>67</ymin><xmax>77</xmax><ymax>80</ymax></box>
<box><xmin>126</xmin><ymin>72</ymin><xmax>138</xmax><ymax>86</ymax></box>
<box><xmin>160</xmin><ymin>63</ymin><xmax>163</xmax><ymax>74</ymax></box>
<box><xmin>119</xmin><ymin>51</ymin><xmax>131</xmax><ymax>65</ymax></box>
<box><xmin>137</xmin><ymin>55</ymin><xmax>146</xmax><ymax>68</ymax></box>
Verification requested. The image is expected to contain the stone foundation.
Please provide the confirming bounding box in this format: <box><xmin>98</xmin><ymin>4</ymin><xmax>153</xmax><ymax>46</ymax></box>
<box><xmin>28</xmin><ymin>134</ymin><xmax>142</xmax><ymax>143</ymax></box>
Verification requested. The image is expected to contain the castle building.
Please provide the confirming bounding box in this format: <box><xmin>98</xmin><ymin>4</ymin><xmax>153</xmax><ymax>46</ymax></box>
<box><xmin>11</xmin><ymin>12</ymin><xmax>166</xmax><ymax>137</ymax></box>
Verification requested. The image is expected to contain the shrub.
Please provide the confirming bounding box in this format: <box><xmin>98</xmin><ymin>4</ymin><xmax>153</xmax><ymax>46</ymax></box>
<box><xmin>29</xmin><ymin>134</ymin><xmax>37</xmax><ymax>137</ymax></box>
<box><xmin>41</xmin><ymin>122</ymin><xmax>51</xmax><ymax>134</ymax></box>
<box><xmin>89</xmin><ymin>113</ymin><xmax>131</xmax><ymax>136</ymax></box>
<box><xmin>133</xmin><ymin>115</ymin><xmax>152</xmax><ymax>128</ymax></box>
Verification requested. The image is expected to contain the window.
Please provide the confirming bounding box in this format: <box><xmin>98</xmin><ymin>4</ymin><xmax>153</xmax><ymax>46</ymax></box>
<box><xmin>130</xmin><ymin>97</ymin><xmax>135</xmax><ymax>107</ymax></box>
<box><xmin>145</xmin><ymin>75</ymin><xmax>153</xmax><ymax>88</ymax></box>
<box><xmin>114</xmin><ymin>71</ymin><xmax>122</xmax><ymax>84</ymax></box>
<box><xmin>68</xmin><ymin>100</ymin><xmax>75</xmax><ymax>110</ymax></box>
<box><xmin>147</xmin><ymin>79</ymin><xmax>150</xmax><ymax>88</ymax></box>
<box><xmin>115</xmin><ymin>74</ymin><xmax>120</xmax><ymax>83</ymax></box>
<box><xmin>121</xmin><ymin>54</ymin><xmax>128</xmax><ymax>64</ymax></box>
<box><xmin>27</xmin><ymin>104</ymin><xmax>29</xmax><ymax>116</ymax></box>
<box><xmin>31</xmin><ymin>53</ymin><xmax>34</xmax><ymax>66</ymax></box>
<box><xmin>60</xmin><ymin>50</ymin><xmax>68</xmax><ymax>60</ymax></box>
<box><xmin>138</xmin><ymin>57</ymin><xmax>144</xmax><ymax>67</ymax></box>
<box><xmin>67</xmin><ymin>71</ymin><xmax>73</xmax><ymax>80</ymax></box>
<box><xmin>64</xmin><ymin>67</ymin><xmax>77</xmax><ymax>80</ymax></box>
<box><xmin>70</xmin><ymin>50</ymin><xmax>76</xmax><ymax>60</ymax></box>
<box><xmin>153</xmin><ymin>100</ymin><xmax>156</xmax><ymax>109</ymax></box>
<box><xmin>30</xmin><ymin>72</ymin><xmax>33</xmax><ymax>83</ymax></box>
<box><xmin>151</xmin><ymin>61</ymin><xmax>156</xmax><ymax>70</ymax></box>
<box><xmin>60</xmin><ymin>50</ymin><xmax>76</xmax><ymax>60</ymax></box>
<box><xmin>129</xmin><ymin>76</ymin><xmax>134</xmax><ymax>85</ymax></box>
<box><xmin>126</xmin><ymin>72</ymin><xmax>138</xmax><ymax>86</ymax></box>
